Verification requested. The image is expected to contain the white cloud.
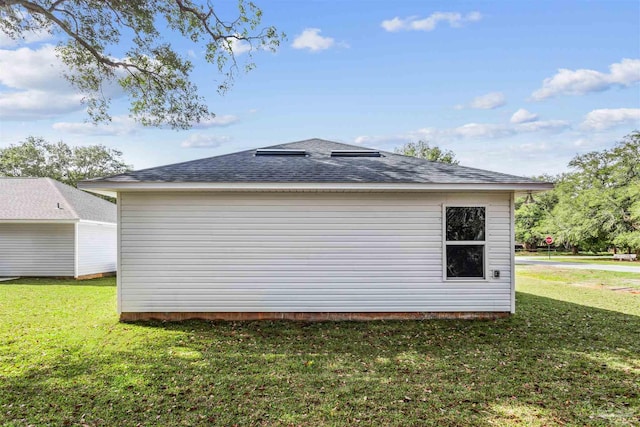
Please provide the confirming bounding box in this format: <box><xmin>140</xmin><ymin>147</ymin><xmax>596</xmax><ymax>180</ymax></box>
<box><xmin>52</xmin><ymin>115</ymin><xmax>139</xmax><ymax>136</ymax></box>
<box><xmin>0</xmin><ymin>90</ymin><xmax>84</xmax><ymax>120</ymax></box>
<box><xmin>452</xmin><ymin>123</ymin><xmax>512</xmax><ymax>138</ymax></box>
<box><xmin>292</xmin><ymin>28</ymin><xmax>336</xmax><ymax>52</ymax></box>
<box><xmin>354</xmin><ymin>135</ymin><xmax>407</xmax><ymax>146</ymax></box>
<box><xmin>52</xmin><ymin>112</ymin><xmax>239</xmax><ymax>135</ymax></box>
<box><xmin>0</xmin><ymin>44</ymin><xmax>124</xmax><ymax>120</ymax></box>
<box><xmin>581</xmin><ymin>108</ymin><xmax>640</xmax><ymax>130</ymax></box>
<box><xmin>0</xmin><ymin>28</ymin><xmax>52</xmax><ymax>47</ymax></box>
<box><xmin>356</xmin><ymin>118</ymin><xmax>570</xmax><ymax>147</ymax></box>
<box><xmin>0</xmin><ymin>45</ymin><xmax>66</xmax><ymax>90</ymax></box>
<box><xmin>516</xmin><ymin>120</ymin><xmax>569</xmax><ymax>133</ymax></box>
<box><xmin>455</xmin><ymin>92</ymin><xmax>506</xmax><ymax>110</ymax></box>
<box><xmin>0</xmin><ymin>44</ymin><xmax>86</xmax><ymax>119</ymax></box>
<box><xmin>467</xmin><ymin>92</ymin><xmax>506</xmax><ymax>110</ymax></box>
<box><xmin>224</xmin><ymin>37</ymin><xmax>252</xmax><ymax>55</ymax></box>
<box><xmin>381</xmin><ymin>11</ymin><xmax>482</xmax><ymax>32</ymax></box>
<box><xmin>515</xmin><ymin>142</ymin><xmax>548</xmax><ymax>153</ymax></box>
<box><xmin>510</xmin><ymin>108</ymin><xmax>539</xmax><ymax>124</ymax></box>
<box><xmin>181</xmin><ymin>134</ymin><xmax>231</xmax><ymax>148</ymax></box>
<box><xmin>531</xmin><ymin>58</ymin><xmax>640</xmax><ymax>100</ymax></box>
<box><xmin>192</xmin><ymin>114</ymin><xmax>240</xmax><ymax>128</ymax></box>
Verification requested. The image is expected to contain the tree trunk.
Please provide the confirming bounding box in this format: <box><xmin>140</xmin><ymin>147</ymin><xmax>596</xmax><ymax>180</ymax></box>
<box><xmin>572</xmin><ymin>245</ymin><xmax>579</xmax><ymax>255</ymax></box>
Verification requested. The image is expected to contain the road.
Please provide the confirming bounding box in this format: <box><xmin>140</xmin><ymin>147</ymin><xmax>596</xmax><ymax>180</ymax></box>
<box><xmin>515</xmin><ymin>257</ymin><xmax>640</xmax><ymax>273</ymax></box>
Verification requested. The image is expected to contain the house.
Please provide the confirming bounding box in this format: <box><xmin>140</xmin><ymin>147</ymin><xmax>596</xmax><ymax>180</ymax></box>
<box><xmin>0</xmin><ymin>178</ymin><xmax>117</xmax><ymax>279</ymax></box>
<box><xmin>79</xmin><ymin>139</ymin><xmax>552</xmax><ymax>321</ymax></box>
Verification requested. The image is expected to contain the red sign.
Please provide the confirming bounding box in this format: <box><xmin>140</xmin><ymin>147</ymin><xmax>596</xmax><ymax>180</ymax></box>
<box><xmin>545</xmin><ymin>236</ymin><xmax>554</xmax><ymax>245</ymax></box>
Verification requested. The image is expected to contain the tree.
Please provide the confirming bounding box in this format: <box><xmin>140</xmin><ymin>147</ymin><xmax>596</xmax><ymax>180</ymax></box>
<box><xmin>395</xmin><ymin>141</ymin><xmax>459</xmax><ymax>164</ymax></box>
<box><xmin>520</xmin><ymin>131</ymin><xmax>640</xmax><ymax>254</ymax></box>
<box><xmin>0</xmin><ymin>1</ymin><xmax>282</xmax><ymax>129</ymax></box>
<box><xmin>514</xmin><ymin>177</ymin><xmax>558</xmax><ymax>250</ymax></box>
<box><xmin>0</xmin><ymin>136</ymin><xmax>131</xmax><ymax>187</ymax></box>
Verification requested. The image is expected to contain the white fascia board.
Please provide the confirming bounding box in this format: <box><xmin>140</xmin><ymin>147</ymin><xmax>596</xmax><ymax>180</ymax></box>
<box><xmin>79</xmin><ymin>181</ymin><xmax>554</xmax><ymax>195</ymax></box>
<box><xmin>78</xmin><ymin>219</ymin><xmax>117</xmax><ymax>226</ymax></box>
<box><xmin>0</xmin><ymin>219</ymin><xmax>79</xmax><ymax>224</ymax></box>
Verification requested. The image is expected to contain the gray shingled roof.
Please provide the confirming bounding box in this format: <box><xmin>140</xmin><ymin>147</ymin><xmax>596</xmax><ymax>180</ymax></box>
<box><xmin>0</xmin><ymin>178</ymin><xmax>116</xmax><ymax>223</ymax></box>
<box><xmin>86</xmin><ymin>138</ymin><xmax>547</xmax><ymax>185</ymax></box>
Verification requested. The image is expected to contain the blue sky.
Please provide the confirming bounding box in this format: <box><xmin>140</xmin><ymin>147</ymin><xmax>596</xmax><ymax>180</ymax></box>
<box><xmin>1</xmin><ymin>0</ymin><xmax>639</xmax><ymax>176</ymax></box>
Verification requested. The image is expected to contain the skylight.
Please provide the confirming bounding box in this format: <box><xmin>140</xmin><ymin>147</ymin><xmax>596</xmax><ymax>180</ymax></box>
<box><xmin>330</xmin><ymin>150</ymin><xmax>381</xmax><ymax>157</ymax></box>
<box><xmin>255</xmin><ymin>149</ymin><xmax>306</xmax><ymax>156</ymax></box>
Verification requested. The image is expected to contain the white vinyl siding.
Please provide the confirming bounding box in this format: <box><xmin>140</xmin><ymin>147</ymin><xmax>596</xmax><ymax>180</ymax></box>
<box><xmin>118</xmin><ymin>191</ymin><xmax>514</xmax><ymax>313</ymax></box>
<box><xmin>76</xmin><ymin>222</ymin><xmax>117</xmax><ymax>276</ymax></box>
<box><xmin>0</xmin><ymin>223</ymin><xmax>75</xmax><ymax>276</ymax></box>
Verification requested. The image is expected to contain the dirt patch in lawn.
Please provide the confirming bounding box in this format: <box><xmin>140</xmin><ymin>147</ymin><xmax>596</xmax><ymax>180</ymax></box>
<box><xmin>567</xmin><ymin>279</ymin><xmax>640</xmax><ymax>293</ymax></box>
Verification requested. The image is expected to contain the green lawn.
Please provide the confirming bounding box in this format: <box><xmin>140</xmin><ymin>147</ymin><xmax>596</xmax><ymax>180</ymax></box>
<box><xmin>518</xmin><ymin>265</ymin><xmax>640</xmax><ymax>292</ymax></box>
<box><xmin>516</xmin><ymin>253</ymin><xmax>640</xmax><ymax>266</ymax></box>
<box><xmin>1</xmin><ymin>271</ymin><xmax>638</xmax><ymax>426</ymax></box>
<box><xmin>521</xmin><ymin>257</ymin><xmax>639</xmax><ymax>266</ymax></box>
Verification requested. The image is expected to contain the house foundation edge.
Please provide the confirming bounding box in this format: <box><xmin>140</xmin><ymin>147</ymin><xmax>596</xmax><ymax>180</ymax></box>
<box><xmin>120</xmin><ymin>311</ymin><xmax>511</xmax><ymax>322</ymax></box>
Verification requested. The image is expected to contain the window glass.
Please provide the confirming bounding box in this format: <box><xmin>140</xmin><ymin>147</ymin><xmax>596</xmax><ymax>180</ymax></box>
<box><xmin>446</xmin><ymin>207</ymin><xmax>485</xmax><ymax>241</ymax></box>
<box><xmin>446</xmin><ymin>245</ymin><xmax>484</xmax><ymax>278</ymax></box>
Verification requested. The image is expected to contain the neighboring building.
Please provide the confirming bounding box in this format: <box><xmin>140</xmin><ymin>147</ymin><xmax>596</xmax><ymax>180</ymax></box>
<box><xmin>80</xmin><ymin>139</ymin><xmax>552</xmax><ymax>321</ymax></box>
<box><xmin>0</xmin><ymin>178</ymin><xmax>117</xmax><ymax>279</ymax></box>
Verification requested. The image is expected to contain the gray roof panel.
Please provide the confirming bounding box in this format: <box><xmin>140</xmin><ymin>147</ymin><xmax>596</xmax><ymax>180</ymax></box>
<box><xmin>86</xmin><ymin>138</ymin><xmax>547</xmax><ymax>185</ymax></box>
<box><xmin>0</xmin><ymin>178</ymin><xmax>116</xmax><ymax>222</ymax></box>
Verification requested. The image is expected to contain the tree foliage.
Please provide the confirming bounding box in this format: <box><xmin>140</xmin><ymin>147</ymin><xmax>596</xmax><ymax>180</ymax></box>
<box><xmin>514</xmin><ymin>179</ymin><xmax>558</xmax><ymax>249</ymax></box>
<box><xmin>0</xmin><ymin>1</ymin><xmax>282</xmax><ymax>129</ymax></box>
<box><xmin>515</xmin><ymin>132</ymin><xmax>640</xmax><ymax>253</ymax></box>
<box><xmin>395</xmin><ymin>140</ymin><xmax>459</xmax><ymax>164</ymax></box>
<box><xmin>0</xmin><ymin>136</ymin><xmax>131</xmax><ymax>187</ymax></box>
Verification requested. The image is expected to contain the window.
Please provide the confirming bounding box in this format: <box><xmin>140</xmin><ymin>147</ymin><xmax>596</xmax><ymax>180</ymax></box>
<box><xmin>444</xmin><ymin>206</ymin><xmax>486</xmax><ymax>279</ymax></box>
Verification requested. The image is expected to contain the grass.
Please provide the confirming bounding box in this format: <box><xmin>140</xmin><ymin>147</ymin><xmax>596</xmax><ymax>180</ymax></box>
<box><xmin>516</xmin><ymin>252</ymin><xmax>640</xmax><ymax>265</ymax></box>
<box><xmin>518</xmin><ymin>265</ymin><xmax>640</xmax><ymax>292</ymax></box>
<box><xmin>515</xmin><ymin>251</ymin><xmax>612</xmax><ymax>257</ymax></box>
<box><xmin>1</xmin><ymin>272</ymin><xmax>639</xmax><ymax>426</ymax></box>
<box><xmin>525</xmin><ymin>257</ymin><xmax>640</xmax><ymax>266</ymax></box>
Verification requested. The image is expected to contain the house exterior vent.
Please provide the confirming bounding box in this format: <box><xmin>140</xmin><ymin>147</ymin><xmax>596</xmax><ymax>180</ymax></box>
<box><xmin>330</xmin><ymin>150</ymin><xmax>381</xmax><ymax>157</ymax></box>
<box><xmin>255</xmin><ymin>149</ymin><xmax>306</xmax><ymax>156</ymax></box>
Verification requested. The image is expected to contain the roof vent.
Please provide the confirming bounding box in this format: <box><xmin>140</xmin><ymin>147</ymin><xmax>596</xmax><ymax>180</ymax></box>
<box><xmin>255</xmin><ymin>149</ymin><xmax>306</xmax><ymax>156</ymax></box>
<box><xmin>331</xmin><ymin>150</ymin><xmax>381</xmax><ymax>157</ymax></box>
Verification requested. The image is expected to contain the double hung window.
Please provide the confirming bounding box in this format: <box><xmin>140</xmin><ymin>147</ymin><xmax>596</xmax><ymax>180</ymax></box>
<box><xmin>444</xmin><ymin>206</ymin><xmax>486</xmax><ymax>280</ymax></box>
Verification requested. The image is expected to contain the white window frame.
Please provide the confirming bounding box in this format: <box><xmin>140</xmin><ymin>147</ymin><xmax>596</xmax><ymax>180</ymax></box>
<box><xmin>442</xmin><ymin>204</ymin><xmax>488</xmax><ymax>282</ymax></box>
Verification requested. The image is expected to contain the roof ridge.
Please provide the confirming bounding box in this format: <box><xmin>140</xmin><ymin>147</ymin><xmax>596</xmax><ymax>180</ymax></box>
<box><xmin>274</xmin><ymin>138</ymin><xmax>375</xmax><ymax>151</ymax></box>
<box><xmin>46</xmin><ymin>178</ymin><xmax>80</xmax><ymax>219</ymax></box>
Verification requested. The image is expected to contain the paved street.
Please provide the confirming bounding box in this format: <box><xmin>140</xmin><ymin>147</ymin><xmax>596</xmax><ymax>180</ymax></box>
<box><xmin>515</xmin><ymin>257</ymin><xmax>640</xmax><ymax>274</ymax></box>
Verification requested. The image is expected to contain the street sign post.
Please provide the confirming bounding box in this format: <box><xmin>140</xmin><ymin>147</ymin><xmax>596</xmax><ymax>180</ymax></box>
<box><xmin>545</xmin><ymin>236</ymin><xmax>554</xmax><ymax>259</ymax></box>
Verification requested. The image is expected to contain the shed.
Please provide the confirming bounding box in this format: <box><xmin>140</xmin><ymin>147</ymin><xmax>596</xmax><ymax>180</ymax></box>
<box><xmin>80</xmin><ymin>139</ymin><xmax>552</xmax><ymax>320</ymax></box>
<box><xmin>0</xmin><ymin>178</ymin><xmax>117</xmax><ymax>279</ymax></box>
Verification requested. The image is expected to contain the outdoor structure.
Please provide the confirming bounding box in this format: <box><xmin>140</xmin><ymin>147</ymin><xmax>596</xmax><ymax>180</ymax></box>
<box><xmin>80</xmin><ymin>139</ymin><xmax>552</xmax><ymax>321</ymax></box>
<box><xmin>0</xmin><ymin>178</ymin><xmax>117</xmax><ymax>279</ymax></box>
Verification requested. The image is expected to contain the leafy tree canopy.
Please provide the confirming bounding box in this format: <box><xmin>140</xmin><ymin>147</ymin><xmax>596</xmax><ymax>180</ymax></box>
<box><xmin>395</xmin><ymin>141</ymin><xmax>459</xmax><ymax>164</ymax></box>
<box><xmin>516</xmin><ymin>131</ymin><xmax>640</xmax><ymax>253</ymax></box>
<box><xmin>0</xmin><ymin>136</ymin><xmax>131</xmax><ymax>187</ymax></box>
<box><xmin>0</xmin><ymin>1</ymin><xmax>283</xmax><ymax>129</ymax></box>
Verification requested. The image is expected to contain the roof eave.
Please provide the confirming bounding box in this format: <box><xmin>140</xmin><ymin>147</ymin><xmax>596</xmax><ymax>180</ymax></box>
<box><xmin>79</xmin><ymin>181</ymin><xmax>554</xmax><ymax>196</ymax></box>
